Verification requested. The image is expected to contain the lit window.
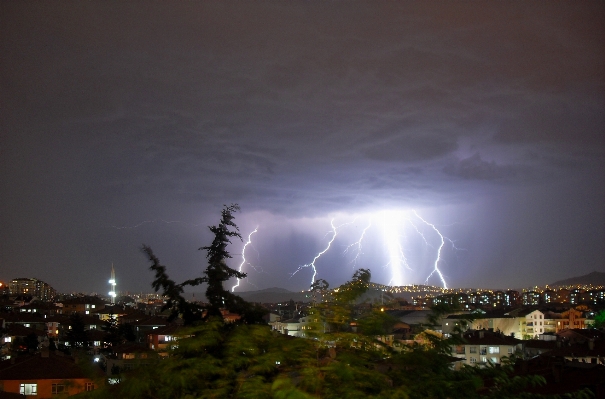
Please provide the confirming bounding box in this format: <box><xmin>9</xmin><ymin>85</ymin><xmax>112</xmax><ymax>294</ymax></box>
<box><xmin>20</xmin><ymin>383</ymin><xmax>37</xmax><ymax>395</ymax></box>
<box><xmin>85</xmin><ymin>382</ymin><xmax>94</xmax><ymax>391</ymax></box>
<box><xmin>4</xmin><ymin>337</ymin><xmax>11</xmax><ymax>343</ymax></box>
<box><xmin>488</xmin><ymin>346</ymin><xmax>500</xmax><ymax>354</ymax></box>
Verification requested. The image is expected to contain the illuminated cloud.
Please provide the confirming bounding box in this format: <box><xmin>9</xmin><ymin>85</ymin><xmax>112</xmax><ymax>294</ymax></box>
<box><xmin>0</xmin><ymin>2</ymin><xmax>603</xmax><ymax>293</ymax></box>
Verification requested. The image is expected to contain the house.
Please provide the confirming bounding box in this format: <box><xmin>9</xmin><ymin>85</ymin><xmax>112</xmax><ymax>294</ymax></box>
<box><xmin>542</xmin><ymin>339</ymin><xmax>605</xmax><ymax>366</ymax></box>
<box><xmin>385</xmin><ymin>310</ymin><xmax>436</xmax><ymax>327</ymax></box>
<box><xmin>557</xmin><ymin>329</ymin><xmax>604</xmax><ymax>346</ymax></box>
<box><xmin>1</xmin><ymin>313</ymin><xmax>47</xmax><ymax>333</ymax></box>
<box><xmin>58</xmin><ymin>297</ymin><xmax>106</xmax><ymax>315</ymax></box>
<box><xmin>130</xmin><ymin>316</ymin><xmax>170</xmax><ymax>342</ymax></box>
<box><xmin>146</xmin><ymin>325</ymin><xmax>193</xmax><ymax>356</ymax></box>
<box><xmin>556</xmin><ymin>308</ymin><xmax>587</xmax><ymax>331</ymax></box>
<box><xmin>0</xmin><ymin>351</ymin><xmax>102</xmax><ymax>397</ymax></box>
<box><xmin>451</xmin><ymin>329</ymin><xmax>523</xmax><ymax>369</ymax></box>
<box><xmin>520</xmin><ymin>309</ymin><xmax>546</xmax><ymax>338</ymax></box>
<box><xmin>1</xmin><ymin>324</ymin><xmax>46</xmax><ymax>357</ymax></box>
<box><xmin>92</xmin><ymin>305</ymin><xmax>130</xmax><ymax>324</ymax></box>
<box><xmin>15</xmin><ymin>302</ymin><xmax>61</xmax><ymax>318</ymax></box>
<box><xmin>524</xmin><ymin>339</ymin><xmax>558</xmax><ymax>358</ymax></box>
<box><xmin>102</xmin><ymin>343</ymin><xmax>157</xmax><ymax>376</ymax></box>
<box><xmin>392</xmin><ymin>322</ymin><xmax>412</xmax><ymax>340</ymax></box>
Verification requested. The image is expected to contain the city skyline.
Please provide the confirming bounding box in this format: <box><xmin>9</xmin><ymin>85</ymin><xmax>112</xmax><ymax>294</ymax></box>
<box><xmin>1</xmin><ymin>2</ymin><xmax>603</xmax><ymax>293</ymax></box>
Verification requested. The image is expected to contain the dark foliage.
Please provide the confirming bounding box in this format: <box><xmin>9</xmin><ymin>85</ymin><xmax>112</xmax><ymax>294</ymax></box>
<box><xmin>144</xmin><ymin>204</ymin><xmax>266</xmax><ymax>325</ymax></box>
<box><xmin>65</xmin><ymin>313</ymin><xmax>89</xmax><ymax>350</ymax></box>
<box><xmin>143</xmin><ymin>245</ymin><xmax>204</xmax><ymax>324</ymax></box>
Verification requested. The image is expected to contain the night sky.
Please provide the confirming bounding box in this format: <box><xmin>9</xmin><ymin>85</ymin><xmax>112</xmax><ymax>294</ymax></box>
<box><xmin>1</xmin><ymin>2</ymin><xmax>604</xmax><ymax>295</ymax></box>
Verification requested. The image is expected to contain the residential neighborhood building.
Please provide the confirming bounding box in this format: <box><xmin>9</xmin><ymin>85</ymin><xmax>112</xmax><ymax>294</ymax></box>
<box><xmin>0</xmin><ymin>351</ymin><xmax>102</xmax><ymax>397</ymax></box>
<box><xmin>146</xmin><ymin>324</ymin><xmax>193</xmax><ymax>356</ymax></box>
<box><xmin>102</xmin><ymin>343</ymin><xmax>157</xmax><ymax>376</ymax></box>
<box><xmin>8</xmin><ymin>279</ymin><xmax>56</xmax><ymax>302</ymax></box>
<box><xmin>451</xmin><ymin>329</ymin><xmax>523</xmax><ymax>369</ymax></box>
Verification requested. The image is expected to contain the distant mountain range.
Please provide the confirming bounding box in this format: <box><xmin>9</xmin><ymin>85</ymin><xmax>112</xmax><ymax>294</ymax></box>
<box><xmin>184</xmin><ymin>272</ymin><xmax>605</xmax><ymax>303</ymax></box>
<box><xmin>549</xmin><ymin>271</ymin><xmax>605</xmax><ymax>287</ymax></box>
<box><xmin>236</xmin><ymin>287</ymin><xmax>310</xmax><ymax>303</ymax></box>
<box><xmin>186</xmin><ymin>287</ymin><xmax>307</xmax><ymax>303</ymax></box>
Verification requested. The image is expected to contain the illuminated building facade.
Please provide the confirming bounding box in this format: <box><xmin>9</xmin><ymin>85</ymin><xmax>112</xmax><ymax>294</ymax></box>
<box><xmin>9</xmin><ymin>278</ymin><xmax>56</xmax><ymax>301</ymax></box>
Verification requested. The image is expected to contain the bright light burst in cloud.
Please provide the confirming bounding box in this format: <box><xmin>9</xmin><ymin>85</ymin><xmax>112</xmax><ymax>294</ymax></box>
<box><xmin>233</xmin><ymin>209</ymin><xmax>462</xmax><ymax>291</ymax></box>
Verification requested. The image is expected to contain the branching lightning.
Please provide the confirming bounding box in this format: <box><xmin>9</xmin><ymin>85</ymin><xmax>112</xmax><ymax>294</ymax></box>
<box><xmin>112</xmin><ymin>210</ymin><xmax>461</xmax><ymax>291</ymax></box>
<box><xmin>413</xmin><ymin>211</ymin><xmax>448</xmax><ymax>289</ymax></box>
<box><xmin>291</xmin><ymin>219</ymin><xmax>342</xmax><ymax>286</ymax></box>
<box><xmin>288</xmin><ymin>210</ymin><xmax>460</xmax><ymax>289</ymax></box>
<box><xmin>232</xmin><ymin>227</ymin><xmax>259</xmax><ymax>292</ymax></box>
<box><xmin>343</xmin><ymin>220</ymin><xmax>372</xmax><ymax>268</ymax></box>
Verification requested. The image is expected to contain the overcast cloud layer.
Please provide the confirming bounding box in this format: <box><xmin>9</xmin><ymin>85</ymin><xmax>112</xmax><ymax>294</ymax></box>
<box><xmin>1</xmin><ymin>2</ymin><xmax>604</xmax><ymax>294</ymax></box>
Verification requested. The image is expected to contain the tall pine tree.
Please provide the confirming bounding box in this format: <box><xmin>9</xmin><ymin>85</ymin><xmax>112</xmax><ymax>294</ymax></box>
<box><xmin>145</xmin><ymin>204</ymin><xmax>265</xmax><ymax>324</ymax></box>
<box><xmin>200</xmin><ymin>204</ymin><xmax>249</xmax><ymax>320</ymax></box>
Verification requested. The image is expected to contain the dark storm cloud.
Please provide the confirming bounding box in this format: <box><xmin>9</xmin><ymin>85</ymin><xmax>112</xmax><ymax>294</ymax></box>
<box><xmin>1</xmin><ymin>1</ymin><xmax>603</xmax><ymax>292</ymax></box>
<box><xmin>443</xmin><ymin>153</ymin><xmax>517</xmax><ymax>181</ymax></box>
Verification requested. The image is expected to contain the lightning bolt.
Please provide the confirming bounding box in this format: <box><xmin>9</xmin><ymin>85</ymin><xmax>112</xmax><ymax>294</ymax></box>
<box><xmin>343</xmin><ymin>220</ymin><xmax>372</xmax><ymax>269</ymax></box>
<box><xmin>381</xmin><ymin>211</ymin><xmax>413</xmax><ymax>286</ymax></box>
<box><xmin>290</xmin><ymin>211</ymin><xmax>455</xmax><ymax>289</ymax></box>
<box><xmin>232</xmin><ymin>227</ymin><xmax>259</xmax><ymax>292</ymax></box>
<box><xmin>413</xmin><ymin>211</ymin><xmax>448</xmax><ymax>289</ymax></box>
<box><xmin>291</xmin><ymin>218</ymin><xmax>343</xmax><ymax>286</ymax></box>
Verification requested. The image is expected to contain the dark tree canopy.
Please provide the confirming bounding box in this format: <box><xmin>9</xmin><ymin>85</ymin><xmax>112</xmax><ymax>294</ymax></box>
<box><xmin>144</xmin><ymin>245</ymin><xmax>203</xmax><ymax>324</ymax></box>
<box><xmin>65</xmin><ymin>313</ymin><xmax>89</xmax><ymax>350</ymax></box>
<box><xmin>200</xmin><ymin>204</ymin><xmax>247</xmax><ymax>319</ymax></box>
<box><xmin>310</xmin><ymin>279</ymin><xmax>329</xmax><ymax>292</ymax></box>
<box><xmin>144</xmin><ymin>204</ymin><xmax>265</xmax><ymax>325</ymax></box>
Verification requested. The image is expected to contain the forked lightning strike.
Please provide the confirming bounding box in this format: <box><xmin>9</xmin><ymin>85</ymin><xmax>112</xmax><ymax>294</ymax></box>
<box><xmin>290</xmin><ymin>210</ymin><xmax>459</xmax><ymax>289</ymax></box>
<box><xmin>413</xmin><ymin>211</ymin><xmax>448</xmax><ymax>289</ymax></box>
<box><xmin>291</xmin><ymin>219</ymin><xmax>342</xmax><ymax>285</ymax></box>
<box><xmin>232</xmin><ymin>227</ymin><xmax>259</xmax><ymax>292</ymax></box>
<box><xmin>343</xmin><ymin>220</ymin><xmax>372</xmax><ymax>268</ymax></box>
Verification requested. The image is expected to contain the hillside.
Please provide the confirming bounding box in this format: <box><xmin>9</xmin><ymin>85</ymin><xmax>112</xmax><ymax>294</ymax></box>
<box><xmin>235</xmin><ymin>287</ymin><xmax>311</xmax><ymax>303</ymax></box>
<box><xmin>550</xmin><ymin>271</ymin><xmax>605</xmax><ymax>287</ymax></box>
